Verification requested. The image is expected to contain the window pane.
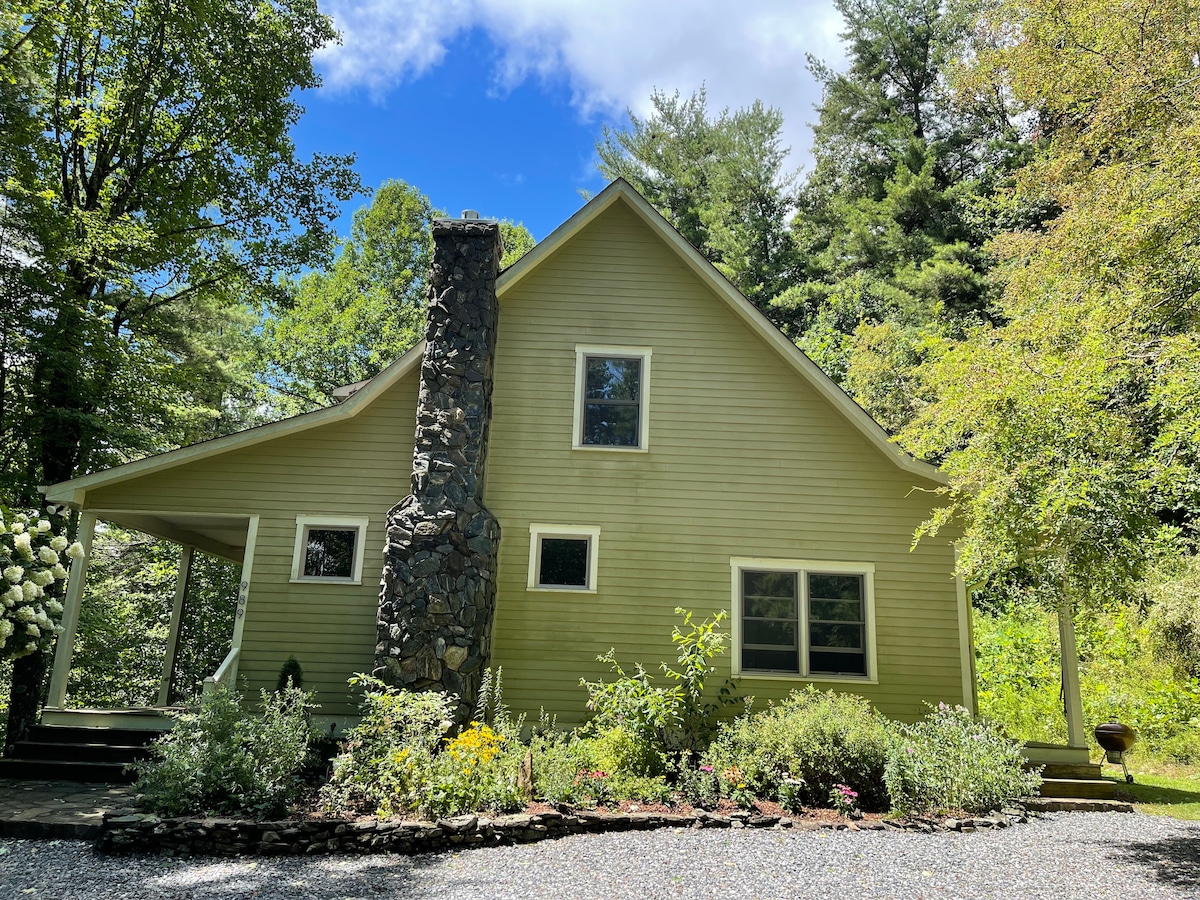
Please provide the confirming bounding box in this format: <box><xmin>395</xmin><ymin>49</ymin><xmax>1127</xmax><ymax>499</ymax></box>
<box><xmin>585</xmin><ymin>357</ymin><xmax>640</xmax><ymax>401</ymax></box>
<box><xmin>809</xmin><ymin>622</ymin><xmax>865</xmax><ymax>650</ymax></box>
<box><xmin>583</xmin><ymin>403</ymin><xmax>639</xmax><ymax>446</ymax></box>
<box><xmin>809</xmin><ymin>573</ymin><xmax>863</xmax><ymax>601</ymax></box>
<box><xmin>809</xmin><ymin>649</ymin><xmax>866</xmax><ymax>676</ymax></box>
<box><xmin>743</xmin><ymin>647</ymin><xmax>801</xmax><ymax>673</ymax></box>
<box><xmin>745</xmin><ymin>593</ymin><xmax>796</xmax><ymax>619</ymax></box>
<box><xmin>809</xmin><ymin>599</ymin><xmax>864</xmax><ymax>623</ymax></box>
<box><xmin>744</xmin><ymin>619</ymin><xmax>796</xmax><ymax>647</ymax></box>
<box><xmin>304</xmin><ymin>528</ymin><xmax>356</xmax><ymax>578</ymax></box>
<box><xmin>743</xmin><ymin>571</ymin><xmax>797</xmax><ymax>600</ymax></box>
<box><xmin>539</xmin><ymin>537</ymin><xmax>589</xmax><ymax>587</ymax></box>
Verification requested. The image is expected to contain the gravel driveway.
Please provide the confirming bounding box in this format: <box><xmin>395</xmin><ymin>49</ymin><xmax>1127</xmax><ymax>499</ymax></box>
<box><xmin>1</xmin><ymin>812</ymin><xmax>1197</xmax><ymax>900</ymax></box>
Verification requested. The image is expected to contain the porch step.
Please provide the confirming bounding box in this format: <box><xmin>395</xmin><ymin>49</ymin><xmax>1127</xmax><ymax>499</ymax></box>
<box><xmin>1</xmin><ymin>723</ymin><xmax>164</xmax><ymax>784</ymax></box>
<box><xmin>0</xmin><ymin>759</ymin><xmax>133</xmax><ymax>783</ymax></box>
<box><xmin>1038</xmin><ymin>777</ymin><xmax>1117</xmax><ymax>800</ymax></box>
<box><xmin>1032</xmin><ymin>762</ymin><xmax>1104</xmax><ymax>780</ymax></box>
<box><xmin>18</xmin><ymin>741</ymin><xmax>148</xmax><ymax>765</ymax></box>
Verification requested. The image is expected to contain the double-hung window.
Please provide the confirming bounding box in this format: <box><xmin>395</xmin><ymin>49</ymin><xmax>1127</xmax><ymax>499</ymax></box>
<box><xmin>290</xmin><ymin>516</ymin><xmax>370</xmax><ymax>584</ymax></box>
<box><xmin>572</xmin><ymin>346</ymin><xmax>652</xmax><ymax>450</ymax></box>
<box><xmin>731</xmin><ymin>558</ymin><xmax>875</xmax><ymax>680</ymax></box>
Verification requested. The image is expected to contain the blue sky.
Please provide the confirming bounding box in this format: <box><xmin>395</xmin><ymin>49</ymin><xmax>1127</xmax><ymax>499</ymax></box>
<box><xmin>292</xmin><ymin>1</ymin><xmax>846</xmax><ymax>242</ymax></box>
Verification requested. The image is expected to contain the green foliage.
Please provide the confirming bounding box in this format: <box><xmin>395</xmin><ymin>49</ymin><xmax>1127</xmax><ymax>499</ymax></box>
<box><xmin>527</xmin><ymin>726</ymin><xmax>670</xmax><ymax>807</ymax></box>
<box><xmin>321</xmin><ymin>674</ymin><xmax>454</xmax><ymax>816</ymax></box>
<box><xmin>498</xmin><ymin>221</ymin><xmax>536</xmax><ymax>269</ymax></box>
<box><xmin>323</xmin><ymin>672</ymin><xmax>525</xmax><ymax>818</ymax></box>
<box><xmin>66</xmin><ymin>529</ymin><xmax>237</xmax><ymax>708</ymax></box>
<box><xmin>261</xmin><ymin>180</ymin><xmax>433</xmax><ymax>414</ymax></box>
<box><xmin>703</xmin><ymin>686</ymin><xmax>892</xmax><ymax>811</ymax></box>
<box><xmin>884</xmin><ymin>703</ymin><xmax>1040</xmax><ymax>816</ymax></box>
<box><xmin>579</xmin><ymin>608</ymin><xmax>735</xmax><ymax>773</ymax></box>
<box><xmin>135</xmin><ymin>685</ymin><xmax>317</xmax><ymax>817</ymax></box>
<box><xmin>1147</xmin><ymin>557</ymin><xmax>1200</xmax><ymax>677</ymax></box>
<box><xmin>975</xmin><ymin>601</ymin><xmax>1200</xmax><ymax>763</ymax></box>
<box><xmin>596</xmin><ymin>88</ymin><xmax>801</xmax><ymax>311</ymax></box>
<box><xmin>277</xmin><ymin>656</ymin><xmax>304</xmax><ymax>692</ymax></box>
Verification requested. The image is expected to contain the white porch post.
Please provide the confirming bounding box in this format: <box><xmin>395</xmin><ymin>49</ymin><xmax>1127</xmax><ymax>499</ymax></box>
<box><xmin>1058</xmin><ymin>599</ymin><xmax>1087</xmax><ymax>748</ymax></box>
<box><xmin>157</xmin><ymin>544</ymin><xmax>194</xmax><ymax>707</ymax></box>
<box><xmin>47</xmin><ymin>511</ymin><xmax>97</xmax><ymax>708</ymax></box>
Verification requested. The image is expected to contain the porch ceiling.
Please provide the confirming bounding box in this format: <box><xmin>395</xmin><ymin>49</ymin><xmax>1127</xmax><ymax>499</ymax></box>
<box><xmin>91</xmin><ymin>510</ymin><xmax>248</xmax><ymax>562</ymax></box>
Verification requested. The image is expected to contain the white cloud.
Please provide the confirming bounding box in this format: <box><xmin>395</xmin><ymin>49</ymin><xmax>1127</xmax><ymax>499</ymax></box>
<box><xmin>316</xmin><ymin>0</ymin><xmax>846</xmax><ymax>168</ymax></box>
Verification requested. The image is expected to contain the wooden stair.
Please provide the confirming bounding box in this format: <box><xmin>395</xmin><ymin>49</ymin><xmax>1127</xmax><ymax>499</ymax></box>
<box><xmin>0</xmin><ymin>725</ymin><xmax>163</xmax><ymax>783</ymax></box>
<box><xmin>1033</xmin><ymin>761</ymin><xmax>1117</xmax><ymax>801</ymax></box>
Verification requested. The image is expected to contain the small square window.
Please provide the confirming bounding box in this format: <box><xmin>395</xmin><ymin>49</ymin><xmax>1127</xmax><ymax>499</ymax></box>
<box><xmin>573</xmin><ymin>346</ymin><xmax>652</xmax><ymax>451</ymax></box>
<box><xmin>291</xmin><ymin>516</ymin><xmax>369</xmax><ymax>584</ymax></box>
<box><xmin>528</xmin><ymin>524</ymin><xmax>601</xmax><ymax>591</ymax></box>
<box><xmin>304</xmin><ymin>528</ymin><xmax>357</xmax><ymax>578</ymax></box>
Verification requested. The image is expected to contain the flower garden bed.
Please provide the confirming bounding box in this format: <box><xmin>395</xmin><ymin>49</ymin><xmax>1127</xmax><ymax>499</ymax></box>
<box><xmin>96</xmin><ymin>803</ymin><xmax>1037</xmax><ymax>858</ymax></box>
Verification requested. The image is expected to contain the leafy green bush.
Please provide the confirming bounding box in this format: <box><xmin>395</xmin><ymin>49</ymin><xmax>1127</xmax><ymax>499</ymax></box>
<box><xmin>529</xmin><ymin>727</ymin><xmax>670</xmax><ymax>806</ymax></box>
<box><xmin>323</xmin><ymin>671</ymin><xmax>526</xmax><ymax>818</ymax></box>
<box><xmin>276</xmin><ymin>655</ymin><xmax>303</xmax><ymax>691</ymax></box>
<box><xmin>579</xmin><ymin>608</ymin><xmax>736</xmax><ymax>776</ymax></box>
<box><xmin>884</xmin><ymin>703</ymin><xmax>1041</xmax><ymax>816</ymax></box>
<box><xmin>703</xmin><ymin>686</ymin><xmax>892</xmax><ymax>810</ymax></box>
<box><xmin>135</xmin><ymin>685</ymin><xmax>317</xmax><ymax>817</ymax></box>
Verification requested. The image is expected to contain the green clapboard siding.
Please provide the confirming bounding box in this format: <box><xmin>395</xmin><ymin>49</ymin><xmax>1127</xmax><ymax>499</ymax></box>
<box><xmin>79</xmin><ymin>195</ymin><xmax>965</xmax><ymax>724</ymax></box>
<box><xmin>485</xmin><ymin>199</ymin><xmax>964</xmax><ymax>725</ymax></box>
<box><xmin>85</xmin><ymin>374</ymin><xmax>420</xmax><ymax>718</ymax></box>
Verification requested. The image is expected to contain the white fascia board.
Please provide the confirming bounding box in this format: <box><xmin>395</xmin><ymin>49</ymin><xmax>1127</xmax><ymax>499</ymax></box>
<box><xmin>500</xmin><ymin>180</ymin><xmax>946</xmax><ymax>486</ymax></box>
<box><xmin>43</xmin><ymin>341</ymin><xmax>427</xmax><ymax>505</ymax></box>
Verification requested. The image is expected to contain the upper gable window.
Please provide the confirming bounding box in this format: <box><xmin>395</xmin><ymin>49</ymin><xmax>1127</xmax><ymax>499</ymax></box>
<box><xmin>573</xmin><ymin>345</ymin><xmax>652</xmax><ymax>451</ymax></box>
<box><xmin>290</xmin><ymin>516</ymin><xmax>370</xmax><ymax>584</ymax></box>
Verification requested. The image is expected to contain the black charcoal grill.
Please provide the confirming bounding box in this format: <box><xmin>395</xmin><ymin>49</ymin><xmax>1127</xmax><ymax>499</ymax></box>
<box><xmin>1094</xmin><ymin>721</ymin><xmax>1136</xmax><ymax>784</ymax></box>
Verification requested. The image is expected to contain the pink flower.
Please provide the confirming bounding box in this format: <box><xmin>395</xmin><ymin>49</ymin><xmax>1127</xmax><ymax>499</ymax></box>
<box><xmin>700</xmin><ymin>765</ymin><xmax>714</xmax><ymax>773</ymax></box>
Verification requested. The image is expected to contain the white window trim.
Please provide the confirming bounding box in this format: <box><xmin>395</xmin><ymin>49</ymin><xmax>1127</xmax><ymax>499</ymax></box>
<box><xmin>729</xmin><ymin>557</ymin><xmax>878</xmax><ymax>684</ymax></box>
<box><xmin>290</xmin><ymin>516</ymin><xmax>370</xmax><ymax>584</ymax></box>
<box><xmin>528</xmin><ymin>523</ymin><xmax>601</xmax><ymax>592</ymax></box>
<box><xmin>572</xmin><ymin>345</ymin><xmax>652</xmax><ymax>452</ymax></box>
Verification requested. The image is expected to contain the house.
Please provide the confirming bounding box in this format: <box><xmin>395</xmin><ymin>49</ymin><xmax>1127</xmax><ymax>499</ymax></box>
<box><xmin>40</xmin><ymin>180</ymin><xmax>976</xmax><ymax>734</ymax></box>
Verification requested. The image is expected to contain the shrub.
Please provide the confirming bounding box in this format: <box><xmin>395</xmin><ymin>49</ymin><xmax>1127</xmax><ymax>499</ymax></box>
<box><xmin>884</xmin><ymin>703</ymin><xmax>1041</xmax><ymax>816</ymax></box>
<box><xmin>321</xmin><ymin>675</ymin><xmax>455</xmax><ymax>816</ymax></box>
<box><xmin>276</xmin><ymin>655</ymin><xmax>303</xmax><ymax>691</ymax></box>
<box><xmin>529</xmin><ymin>727</ymin><xmax>671</xmax><ymax>807</ymax></box>
<box><xmin>323</xmin><ymin>671</ymin><xmax>526</xmax><ymax>818</ymax></box>
<box><xmin>135</xmin><ymin>685</ymin><xmax>317</xmax><ymax>817</ymax></box>
<box><xmin>703</xmin><ymin>686</ymin><xmax>892</xmax><ymax>810</ymax></box>
<box><xmin>579</xmin><ymin>607</ymin><xmax>736</xmax><ymax>775</ymax></box>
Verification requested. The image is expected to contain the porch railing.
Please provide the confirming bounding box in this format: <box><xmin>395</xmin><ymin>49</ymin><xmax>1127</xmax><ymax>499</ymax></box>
<box><xmin>203</xmin><ymin>647</ymin><xmax>240</xmax><ymax>694</ymax></box>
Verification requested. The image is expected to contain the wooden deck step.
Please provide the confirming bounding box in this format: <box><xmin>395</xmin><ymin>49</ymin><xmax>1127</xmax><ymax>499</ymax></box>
<box><xmin>1038</xmin><ymin>777</ymin><xmax>1117</xmax><ymax>800</ymax></box>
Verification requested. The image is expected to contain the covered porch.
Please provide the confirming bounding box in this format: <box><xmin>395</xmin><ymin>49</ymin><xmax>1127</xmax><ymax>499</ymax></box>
<box><xmin>42</xmin><ymin>508</ymin><xmax>259</xmax><ymax>730</ymax></box>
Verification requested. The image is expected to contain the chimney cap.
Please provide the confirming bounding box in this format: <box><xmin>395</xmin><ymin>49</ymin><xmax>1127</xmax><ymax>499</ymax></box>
<box><xmin>461</xmin><ymin>209</ymin><xmax>480</xmax><ymax>220</ymax></box>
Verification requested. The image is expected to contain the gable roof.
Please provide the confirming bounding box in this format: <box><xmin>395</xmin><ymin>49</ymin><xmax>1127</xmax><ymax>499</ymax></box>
<box><xmin>45</xmin><ymin>179</ymin><xmax>943</xmax><ymax>506</ymax></box>
<box><xmin>497</xmin><ymin>180</ymin><xmax>945</xmax><ymax>484</ymax></box>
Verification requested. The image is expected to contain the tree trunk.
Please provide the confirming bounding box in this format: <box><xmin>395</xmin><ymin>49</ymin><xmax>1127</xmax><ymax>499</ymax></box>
<box><xmin>5</xmin><ymin>649</ymin><xmax>48</xmax><ymax>755</ymax></box>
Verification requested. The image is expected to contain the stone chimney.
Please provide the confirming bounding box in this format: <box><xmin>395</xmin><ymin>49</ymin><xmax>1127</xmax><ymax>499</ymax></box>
<box><xmin>374</xmin><ymin>218</ymin><xmax>502</xmax><ymax>723</ymax></box>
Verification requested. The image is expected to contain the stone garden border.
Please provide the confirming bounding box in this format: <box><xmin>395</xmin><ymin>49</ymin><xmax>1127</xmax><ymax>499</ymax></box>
<box><xmin>97</xmin><ymin>804</ymin><xmax>1058</xmax><ymax>857</ymax></box>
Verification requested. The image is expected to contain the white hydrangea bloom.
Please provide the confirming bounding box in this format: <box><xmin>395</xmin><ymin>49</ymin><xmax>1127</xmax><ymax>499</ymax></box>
<box><xmin>46</xmin><ymin>599</ymin><xmax>64</xmax><ymax>616</ymax></box>
<box><xmin>32</xmin><ymin>570</ymin><xmax>54</xmax><ymax>587</ymax></box>
<box><xmin>66</xmin><ymin>542</ymin><xmax>84</xmax><ymax>560</ymax></box>
<box><xmin>15</xmin><ymin>605</ymin><xmax>34</xmax><ymax>622</ymax></box>
<box><xmin>38</xmin><ymin>546</ymin><xmax>59</xmax><ymax>565</ymax></box>
<box><xmin>26</xmin><ymin>623</ymin><xmax>40</xmax><ymax>637</ymax></box>
<box><xmin>13</xmin><ymin>532</ymin><xmax>32</xmax><ymax>557</ymax></box>
<box><xmin>50</xmin><ymin>536</ymin><xmax>68</xmax><ymax>552</ymax></box>
<box><xmin>36</xmin><ymin>520</ymin><xmax>51</xmax><ymax>533</ymax></box>
<box><xmin>3</xmin><ymin>566</ymin><xmax>22</xmax><ymax>583</ymax></box>
<box><xmin>0</xmin><ymin>521</ymin><xmax>7</xmax><ymax>534</ymax></box>
<box><xmin>2</xmin><ymin>586</ymin><xmax>20</xmax><ymax>607</ymax></box>
<box><xmin>0</xmin><ymin>619</ymin><xmax>12</xmax><ymax>637</ymax></box>
<box><xmin>21</xmin><ymin>581</ymin><xmax>40</xmax><ymax>601</ymax></box>
<box><xmin>51</xmin><ymin>563</ymin><xmax>68</xmax><ymax>580</ymax></box>
<box><xmin>34</xmin><ymin>612</ymin><xmax>50</xmax><ymax>628</ymax></box>
<box><xmin>10</xmin><ymin>521</ymin><xmax>24</xmax><ymax>534</ymax></box>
